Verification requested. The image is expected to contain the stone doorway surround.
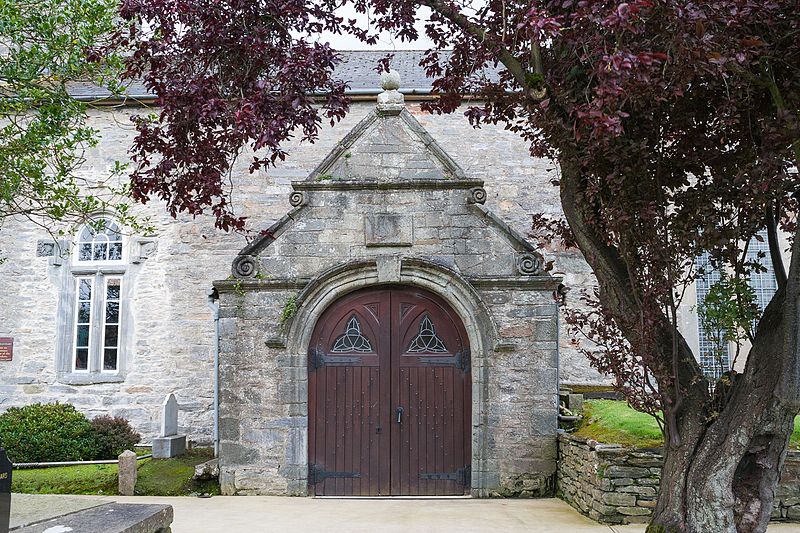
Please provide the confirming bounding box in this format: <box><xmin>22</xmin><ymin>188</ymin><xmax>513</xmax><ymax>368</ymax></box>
<box><xmin>213</xmin><ymin>73</ymin><xmax>561</xmax><ymax>497</ymax></box>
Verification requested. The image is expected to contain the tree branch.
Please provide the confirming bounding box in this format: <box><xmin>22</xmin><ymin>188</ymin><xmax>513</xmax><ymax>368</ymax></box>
<box><xmin>766</xmin><ymin>204</ymin><xmax>788</xmax><ymax>291</ymax></box>
<box><xmin>417</xmin><ymin>0</ymin><xmax>529</xmax><ymax>89</ymax></box>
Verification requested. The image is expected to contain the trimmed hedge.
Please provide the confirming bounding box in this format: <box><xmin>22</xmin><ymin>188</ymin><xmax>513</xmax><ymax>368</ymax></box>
<box><xmin>0</xmin><ymin>403</ymin><xmax>141</xmax><ymax>463</ymax></box>
<box><xmin>0</xmin><ymin>403</ymin><xmax>98</xmax><ymax>463</ymax></box>
<box><xmin>91</xmin><ymin>415</ymin><xmax>141</xmax><ymax>459</ymax></box>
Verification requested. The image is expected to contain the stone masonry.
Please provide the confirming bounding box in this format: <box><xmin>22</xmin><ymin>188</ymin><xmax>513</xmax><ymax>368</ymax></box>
<box><xmin>0</xmin><ymin>57</ymin><xmax>602</xmax><ymax>445</ymax></box>
<box><xmin>557</xmin><ymin>432</ymin><xmax>800</xmax><ymax>524</ymax></box>
<box><xmin>213</xmin><ymin>80</ymin><xmax>561</xmax><ymax>496</ymax></box>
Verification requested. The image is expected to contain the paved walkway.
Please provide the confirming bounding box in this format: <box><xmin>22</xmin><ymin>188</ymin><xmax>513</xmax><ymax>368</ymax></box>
<box><xmin>101</xmin><ymin>496</ymin><xmax>800</xmax><ymax>533</ymax></box>
<box><xmin>11</xmin><ymin>494</ymin><xmax>800</xmax><ymax>532</ymax></box>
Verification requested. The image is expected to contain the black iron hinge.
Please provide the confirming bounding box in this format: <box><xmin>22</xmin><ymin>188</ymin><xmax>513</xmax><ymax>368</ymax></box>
<box><xmin>419</xmin><ymin>465</ymin><xmax>471</xmax><ymax>486</ymax></box>
<box><xmin>418</xmin><ymin>348</ymin><xmax>471</xmax><ymax>373</ymax></box>
<box><xmin>309</xmin><ymin>464</ymin><xmax>361</xmax><ymax>484</ymax></box>
<box><xmin>308</xmin><ymin>347</ymin><xmax>363</xmax><ymax>370</ymax></box>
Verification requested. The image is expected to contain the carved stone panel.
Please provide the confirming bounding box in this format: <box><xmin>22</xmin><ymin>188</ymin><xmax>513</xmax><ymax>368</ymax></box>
<box><xmin>364</xmin><ymin>214</ymin><xmax>412</xmax><ymax>247</ymax></box>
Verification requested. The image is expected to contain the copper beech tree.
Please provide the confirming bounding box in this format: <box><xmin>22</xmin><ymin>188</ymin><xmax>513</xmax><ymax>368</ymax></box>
<box><xmin>118</xmin><ymin>1</ymin><xmax>799</xmax><ymax>531</ymax></box>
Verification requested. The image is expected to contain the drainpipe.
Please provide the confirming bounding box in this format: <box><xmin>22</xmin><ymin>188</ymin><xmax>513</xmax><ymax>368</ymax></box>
<box><xmin>207</xmin><ymin>289</ymin><xmax>220</xmax><ymax>457</ymax></box>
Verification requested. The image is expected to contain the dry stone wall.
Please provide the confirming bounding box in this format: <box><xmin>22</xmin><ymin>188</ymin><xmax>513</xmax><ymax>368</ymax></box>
<box><xmin>557</xmin><ymin>432</ymin><xmax>800</xmax><ymax>524</ymax></box>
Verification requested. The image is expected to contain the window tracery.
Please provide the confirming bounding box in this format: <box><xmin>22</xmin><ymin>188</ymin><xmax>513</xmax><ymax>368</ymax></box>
<box><xmin>406</xmin><ymin>314</ymin><xmax>447</xmax><ymax>353</ymax></box>
<box><xmin>331</xmin><ymin>315</ymin><xmax>373</xmax><ymax>353</ymax></box>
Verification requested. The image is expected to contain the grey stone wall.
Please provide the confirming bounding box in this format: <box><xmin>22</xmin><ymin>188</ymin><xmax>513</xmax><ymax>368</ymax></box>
<box><xmin>479</xmin><ymin>286</ymin><xmax>559</xmax><ymax>497</ymax></box>
<box><xmin>0</xmin><ymin>100</ymin><xmax>602</xmax><ymax>446</ymax></box>
<box><xmin>557</xmin><ymin>433</ymin><xmax>800</xmax><ymax>524</ymax></box>
<box><xmin>215</xmin><ymin>272</ymin><xmax>560</xmax><ymax>497</ymax></box>
<box><xmin>213</xmin><ymin>102</ymin><xmax>562</xmax><ymax>495</ymax></box>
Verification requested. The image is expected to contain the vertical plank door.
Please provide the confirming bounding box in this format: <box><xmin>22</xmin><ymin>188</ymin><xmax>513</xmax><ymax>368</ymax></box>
<box><xmin>308</xmin><ymin>286</ymin><xmax>471</xmax><ymax>496</ymax></box>
<box><xmin>308</xmin><ymin>290</ymin><xmax>391</xmax><ymax>496</ymax></box>
<box><xmin>391</xmin><ymin>288</ymin><xmax>471</xmax><ymax>496</ymax></box>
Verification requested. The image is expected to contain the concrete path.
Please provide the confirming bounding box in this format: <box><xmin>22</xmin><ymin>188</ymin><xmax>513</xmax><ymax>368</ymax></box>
<box><xmin>11</xmin><ymin>494</ymin><xmax>800</xmax><ymax>532</ymax></box>
<box><xmin>105</xmin><ymin>496</ymin><xmax>800</xmax><ymax>533</ymax></box>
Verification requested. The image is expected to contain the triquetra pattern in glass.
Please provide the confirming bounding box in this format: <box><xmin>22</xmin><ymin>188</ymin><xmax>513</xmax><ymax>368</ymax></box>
<box><xmin>331</xmin><ymin>315</ymin><xmax>373</xmax><ymax>353</ymax></box>
<box><xmin>406</xmin><ymin>314</ymin><xmax>447</xmax><ymax>353</ymax></box>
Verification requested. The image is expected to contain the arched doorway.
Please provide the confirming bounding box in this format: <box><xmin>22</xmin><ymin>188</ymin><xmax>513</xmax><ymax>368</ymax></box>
<box><xmin>308</xmin><ymin>285</ymin><xmax>472</xmax><ymax>496</ymax></box>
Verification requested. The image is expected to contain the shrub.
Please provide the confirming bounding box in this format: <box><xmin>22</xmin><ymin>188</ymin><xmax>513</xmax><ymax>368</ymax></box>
<box><xmin>0</xmin><ymin>403</ymin><xmax>97</xmax><ymax>463</ymax></box>
<box><xmin>90</xmin><ymin>415</ymin><xmax>141</xmax><ymax>459</ymax></box>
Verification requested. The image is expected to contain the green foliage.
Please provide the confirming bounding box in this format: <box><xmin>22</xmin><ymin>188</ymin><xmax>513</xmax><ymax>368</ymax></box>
<box><xmin>90</xmin><ymin>415</ymin><xmax>141</xmax><ymax>459</ymax></box>
<box><xmin>696</xmin><ymin>273</ymin><xmax>760</xmax><ymax>376</ymax></box>
<box><xmin>11</xmin><ymin>463</ymin><xmax>118</xmax><ymax>495</ymax></box>
<box><xmin>573</xmin><ymin>400</ymin><xmax>665</xmax><ymax>449</ymax></box>
<box><xmin>524</xmin><ymin>71</ymin><xmax>544</xmax><ymax>88</ymax></box>
<box><xmin>11</xmin><ymin>448</ymin><xmax>219</xmax><ymax>495</ymax></box>
<box><xmin>0</xmin><ymin>403</ymin><xmax>97</xmax><ymax>462</ymax></box>
<box><xmin>279</xmin><ymin>294</ymin><xmax>298</xmax><ymax>326</ymax></box>
<box><xmin>575</xmin><ymin>400</ymin><xmax>800</xmax><ymax>450</ymax></box>
<box><xmin>0</xmin><ymin>0</ymin><xmax>145</xmax><ymax>235</ymax></box>
<box><xmin>134</xmin><ymin>448</ymin><xmax>220</xmax><ymax>496</ymax></box>
<box><xmin>233</xmin><ymin>278</ymin><xmax>245</xmax><ymax>296</ymax></box>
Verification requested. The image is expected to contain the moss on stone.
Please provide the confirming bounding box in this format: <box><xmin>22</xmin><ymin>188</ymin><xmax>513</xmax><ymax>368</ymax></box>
<box><xmin>279</xmin><ymin>294</ymin><xmax>298</xmax><ymax>326</ymax></box>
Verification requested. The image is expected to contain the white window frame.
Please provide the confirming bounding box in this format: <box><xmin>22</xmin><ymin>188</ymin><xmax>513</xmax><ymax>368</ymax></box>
<box><xmin>72</xmin><ymin>276</ymin><xmax>94</xmax><ymax>373</ymax></box>
<box><xmin>60</xmin><ymin>216</ymin><xmax>129</xmax><ymax>380</ymax></box>
<box><xmin>74</xmin><ymin>218</ymin><xmax>126</xmax><ymax>266</ymax></box>
<box><xmin>100</xmin><ymin>276</ymin><xmax>122</xmax><ymax>374</ymax></box>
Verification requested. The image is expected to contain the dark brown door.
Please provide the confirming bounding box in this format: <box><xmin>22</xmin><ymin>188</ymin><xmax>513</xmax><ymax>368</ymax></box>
<box><xmin>308</xmin><ymin>286</ymin><xmax>471</xmax><ymax>496</ymax></box>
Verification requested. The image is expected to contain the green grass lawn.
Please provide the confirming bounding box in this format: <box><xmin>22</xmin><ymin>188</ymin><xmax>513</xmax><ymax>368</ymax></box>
<box><xmin>574</xmin><ymin>400</ymin><xmax>800</xmax><ymax>450</ymax></box>
<box><xmin>12</xmin><ymin>448</ymin><xmax>219</xmax><ymax>496</ymax></box>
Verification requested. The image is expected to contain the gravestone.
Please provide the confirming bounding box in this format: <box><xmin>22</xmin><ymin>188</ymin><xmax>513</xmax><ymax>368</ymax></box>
<box><xmin>152</xmin><ymin>393</ymin><xmax>186</xmax><ymax>459</ymax></box>
<box><xmin>0</xmin><ymin>448</ymin><xmax>11</xmax><ymax>533</ymax></box>
<box><xmin>118</xmin><ymin>450</ymin><xmax>137</xmax><ymax>496</ymax></box>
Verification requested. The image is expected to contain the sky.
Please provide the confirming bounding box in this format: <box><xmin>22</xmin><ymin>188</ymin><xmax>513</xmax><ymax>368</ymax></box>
<box><xmin>316</xmin><ymin>5</ymin><xmax>437</xmax><ymax>50</ymax></box>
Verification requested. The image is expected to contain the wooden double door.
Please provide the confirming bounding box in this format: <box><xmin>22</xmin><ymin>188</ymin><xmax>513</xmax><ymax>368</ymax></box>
<box><xmin>308</xmin><ymin>286</ymin><xmax>472</xmax><ymax>496</ymax></box>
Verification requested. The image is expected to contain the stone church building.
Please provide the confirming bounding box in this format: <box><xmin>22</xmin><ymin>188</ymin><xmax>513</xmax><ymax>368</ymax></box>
<box><xmin>0</xmin><ymin>51</ymin><xmax>773</xmax><ymax>496</ymax></box>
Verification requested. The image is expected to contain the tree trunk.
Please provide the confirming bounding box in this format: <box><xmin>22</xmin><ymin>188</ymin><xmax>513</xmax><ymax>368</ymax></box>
<box><xmin>558</xmin><ymin>154</ymin><xmax>800</xmax><ymax>533</ymax></box>
<box><xmin>648</xmin><ymin>287</ymin><xmax>796</xmax><ymax>533</ymax></box>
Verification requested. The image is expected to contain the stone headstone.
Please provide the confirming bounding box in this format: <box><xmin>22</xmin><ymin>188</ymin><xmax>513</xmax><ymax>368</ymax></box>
<box><xmin>118</xmin><ymin>450</ymin><xmax>137</xmax><ymax>496</ymax></box>
<box><xmin>153</xmin><ymin>393</ymin><xmax>187</xmax><ymax>459</ymax></box>
<box><xmin>160</xmin><ymin>393</ymin><xmax>178</xmax><ymax>438</ymax></box>
<box><xmin>0</xmin><ymin>448</ymin><xmax>12</xmax><ymax>532</ymax></box>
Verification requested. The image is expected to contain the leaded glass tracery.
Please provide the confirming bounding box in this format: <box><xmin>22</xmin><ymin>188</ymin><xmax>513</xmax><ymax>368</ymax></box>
<box><xmin>406</xmin><ymin>314</ymin><xmax>447</xmax><ymax>353</ymax></box>
<box><xmin>695</xmin><ymin>253</ymin><xmax>729</xmax><ymax>379</ymax></box>
<box><xmin>76</xmin><ymin>218</ymin><xmax>123</xmax><ymax>262</ymax></box>
<box><xmin>331</xmin><ymin>315</ymin><xmax>373</xmax><ymax>353</ymax></box>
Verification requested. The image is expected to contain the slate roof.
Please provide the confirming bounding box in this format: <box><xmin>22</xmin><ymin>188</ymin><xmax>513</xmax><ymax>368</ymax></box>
<box><xmin>67</xmin><ymin>50</ymin><xmax>502</xmax><ymax>102</ymax></box>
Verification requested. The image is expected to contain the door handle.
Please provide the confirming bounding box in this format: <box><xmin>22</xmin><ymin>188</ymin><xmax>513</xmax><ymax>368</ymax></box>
<box><xmin>396</xmin><ymin>406</ymin><xmax>404</xmax><ymax>424</ymax></box>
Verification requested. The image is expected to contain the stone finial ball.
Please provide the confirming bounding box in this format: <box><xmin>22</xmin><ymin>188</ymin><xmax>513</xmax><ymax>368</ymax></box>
<box><xmin>381</xmin><ymin>69</ymin><xmax>401</xmax><ymax>91</ymax></box>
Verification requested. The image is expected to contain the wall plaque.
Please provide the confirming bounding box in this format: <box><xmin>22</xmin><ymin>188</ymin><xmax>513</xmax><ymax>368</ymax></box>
<box><xmin>364</xmin><ymin>214</ymin><xmax>412</xmax><ymax>247</ymax></box>
<box><xmin>0</xmin><ymin>338</ymin><xmax>12</xmax><ymax>362</ymax></box>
